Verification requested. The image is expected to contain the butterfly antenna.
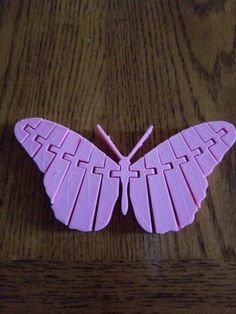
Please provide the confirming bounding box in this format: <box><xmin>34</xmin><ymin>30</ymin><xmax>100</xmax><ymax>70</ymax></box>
<box><xmin>127</xmin><ymin>125</ymin><xmax>154</xmax><ymax>160</ymax></box>
<box><xmin>96</xmin><ymin>124</ymin><xmax>123</xmax><ymax>160</ymax></box>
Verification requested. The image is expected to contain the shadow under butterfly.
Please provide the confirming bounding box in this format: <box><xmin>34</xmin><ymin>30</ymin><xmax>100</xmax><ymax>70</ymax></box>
<box><xmin>14</xmin><ymin>118</ymin><xmax>235</xmax><ymax>233</ymax></box>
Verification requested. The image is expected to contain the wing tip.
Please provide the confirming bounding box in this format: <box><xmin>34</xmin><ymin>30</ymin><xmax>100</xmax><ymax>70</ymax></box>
<box><xmin>209</xmin><ymin>120</ymin><xmax>235</xmax><ymax>148</ymax></box>
<box><xmin>14</xmin><ymin>120</ymin><xmax>26</xmax><ymax>143</ymax></box>
<box><xmin>14</xmin><ymin>117</ymin><xmax>44</xmax><ymax>143</ymax></box>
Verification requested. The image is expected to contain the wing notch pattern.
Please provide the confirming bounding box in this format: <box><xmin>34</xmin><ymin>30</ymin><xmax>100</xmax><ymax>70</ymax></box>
<box><xmin>15</xmin><ymin>119</ymin><xmax>235</xmax><ymax>233</ymax></box>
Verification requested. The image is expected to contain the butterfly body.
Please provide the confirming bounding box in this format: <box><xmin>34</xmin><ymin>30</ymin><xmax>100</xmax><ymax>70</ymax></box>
<box><xmin>14</xmin><ymin>118</ymin><xmax>235</xmax><ymax>233</ymax></box>
<box><xmin>110</xmin><ymin>157</ymin><xmax>137</xmax><ymax>215</ymax></box>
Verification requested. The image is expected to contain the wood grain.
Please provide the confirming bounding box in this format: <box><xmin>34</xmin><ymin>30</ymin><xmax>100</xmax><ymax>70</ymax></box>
<box><xmin>0</xmin><ymin>0</ymin><xmax>235</xmax><ymax>311</ymax></box>
<box><xmin>0</xmin><ymin>260</ymin><xmax>236</xmax><ymax>312</ymax></box>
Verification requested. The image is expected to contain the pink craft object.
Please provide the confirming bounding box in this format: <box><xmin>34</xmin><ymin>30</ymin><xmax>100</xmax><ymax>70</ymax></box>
<box><xmin>14</xmin><ymin>119</ymin><xmax>235</xmax><ymax>233</ymax></box>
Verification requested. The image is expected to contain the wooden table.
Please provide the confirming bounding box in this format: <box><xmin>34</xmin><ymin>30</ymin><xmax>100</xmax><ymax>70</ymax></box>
<box><xmin>0</xmin><ymin>1</ymin><xmax>236</xmax><ymax>312</ymax></box>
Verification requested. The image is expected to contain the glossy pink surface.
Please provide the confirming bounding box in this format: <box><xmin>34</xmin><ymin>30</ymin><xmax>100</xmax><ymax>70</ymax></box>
<box><xmin>14</xmin><ymin>119</ymin><xmax>235</xmax><ymax>233</ymax></box>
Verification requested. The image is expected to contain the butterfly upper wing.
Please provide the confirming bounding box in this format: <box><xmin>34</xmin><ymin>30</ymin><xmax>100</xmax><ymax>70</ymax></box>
<box><xmin>129</xmin><ymin>121</ymin><xmax>235</xmax><ymax>233</ymax></box>
<box><xmin>14</xmin><ymin>118</ymin><xmax>120</xmax><ymax>231</ymax></box>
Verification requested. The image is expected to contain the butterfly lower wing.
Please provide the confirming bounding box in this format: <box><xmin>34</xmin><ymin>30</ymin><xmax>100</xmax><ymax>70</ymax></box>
<box><xmin>129</xmin><ymin>121</ymin><xmax>235</xmax><ymax>234</ymax></box>
<box><xmin>14</xmin><ymin>118</ymin><xmax>120</xmax><ymax>232</ymax></box>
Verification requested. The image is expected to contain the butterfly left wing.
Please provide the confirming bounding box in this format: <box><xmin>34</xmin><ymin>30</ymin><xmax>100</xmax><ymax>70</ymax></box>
<box><xmin>129</xmin><ymin>121</ymin><xmax>235</xmax><ymax>233</ymax></box>
<box><xmin>14</xmin><ymin>118</ymin><xmax>120</xmax><ymax>232</ymax></box>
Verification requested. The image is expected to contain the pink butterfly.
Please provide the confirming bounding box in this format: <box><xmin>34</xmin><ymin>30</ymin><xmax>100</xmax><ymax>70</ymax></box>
<box><xmin>14</xmin><ymin>118</ymin><xmax>235</xmax><ymax>233</ymax></box>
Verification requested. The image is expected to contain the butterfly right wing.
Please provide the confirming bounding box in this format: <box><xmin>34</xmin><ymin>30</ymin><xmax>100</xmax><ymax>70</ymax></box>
<box><xmin>129</xmin><ymin>121</ymin><xmax>235</xmax><ymax>233</ymax></box>
<box><xmin>15</xmin><ymin>118</ymin><xmax>120</xmax><ymax>232</ymax></box>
